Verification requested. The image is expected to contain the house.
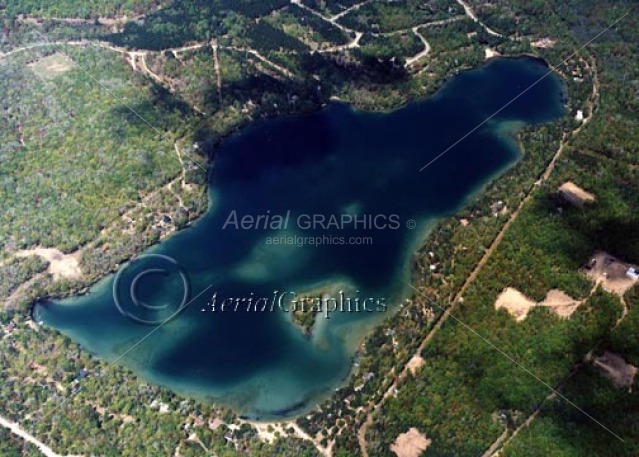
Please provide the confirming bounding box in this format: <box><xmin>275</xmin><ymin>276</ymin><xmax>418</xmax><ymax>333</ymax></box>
<box><xmin>626</xmin><ymin>268</ymin><xmax>639</xmax><ymax>281</ymax></box>
<box><xmin>76</xmin><ymin>369</ymin><xmax>89</xmax><ymax>381</ymax></box>
<box><xmin>490</xmin><ymin>200</ymin><xmax>505</xmax><ymax>215</ymax></box>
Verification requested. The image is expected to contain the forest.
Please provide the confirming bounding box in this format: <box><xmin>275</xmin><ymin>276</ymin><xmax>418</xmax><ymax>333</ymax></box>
<box><xmin>346</xmin><ymin>2</ymin><xmax>639</xmax><ymax>456</ymax></box>
<box><xmin>0</xmin><ymin>428</ymin><xmax>40</xmax><ymax>457</ymax></box>
<box><xmin>339</xmin><ymin>0</ymin><xmax>462</xmax><ymax>33</ymax></box>
<box><xmin>0</xmin><ymin>0</ymin><xmax>160</xmax><ymax>19</ymax></box>
<box><xmin>0</xmin><ymin>46</ymin><xmax>186</xmax><ymax>253</ymax></box>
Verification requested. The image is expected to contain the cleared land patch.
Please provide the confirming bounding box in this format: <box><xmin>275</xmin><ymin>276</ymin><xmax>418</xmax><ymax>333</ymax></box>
<box><xmin>390</xmin><ymin>427</ymin><xmax>431</xmax><ymax>457</ymax></box>
<box><xmin>593</xmin><ymin>351</ymin><xmax>638</xmax><ymax>388</ymax></box>
<box><xmin>495</xmin><ymin>287</ymin><xmax>583</xmax><ymax>322</ymax></box>
<box><xmin>28</xmin><ymin>53</ymin><xmax>73</xmax><ymax>79</ymax></box>
<box><xmin>15</xmin><ymin>247</ymin><xmax>82</xmax><ymax>280</ymax></box>
<box><xmin>406</xmin><ymin>354</ymin><xmax>425</xmax><ymax>375</ymax></box>
<box><xmin>583</xmin><ymin>251</ymin><xmax>639</xmax><ymax>296</ymax></box>
<box><xmin>558</xmin><ymin>181</ymin><xmax>595</xmax><ymax>207</ymax></box>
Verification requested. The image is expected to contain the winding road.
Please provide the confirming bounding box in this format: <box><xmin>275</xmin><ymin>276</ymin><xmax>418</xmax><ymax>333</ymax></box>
<box><xmin>455</xmin><ymin>0</ymin><xmax>504</xmax><ymax>37</ymax></box>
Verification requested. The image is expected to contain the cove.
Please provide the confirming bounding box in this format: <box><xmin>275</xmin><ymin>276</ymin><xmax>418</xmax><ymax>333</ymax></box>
<box><xmin>35</xmin><ymin>57</ymin><xmax>566</xmax><ymax>420</ymax></box>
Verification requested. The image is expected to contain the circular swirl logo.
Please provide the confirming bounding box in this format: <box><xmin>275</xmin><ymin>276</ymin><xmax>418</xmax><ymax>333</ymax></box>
<box><xmin>113</xmin><ymin>254</ymin><xmax>190</xmax><ymax>325</ymax></box>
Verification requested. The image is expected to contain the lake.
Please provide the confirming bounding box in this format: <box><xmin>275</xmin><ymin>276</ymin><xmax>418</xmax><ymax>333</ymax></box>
<box><xmin>36</xmin><ymin>57</ymin><xmax>566</xmax><ymax>420</ymax></box>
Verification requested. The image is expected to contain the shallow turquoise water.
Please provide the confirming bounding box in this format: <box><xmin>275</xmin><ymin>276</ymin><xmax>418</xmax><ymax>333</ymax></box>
<box><xmin>36</xmin><ymin>57</ymin><xmax>566</xmax><ymax>420</ymax></box>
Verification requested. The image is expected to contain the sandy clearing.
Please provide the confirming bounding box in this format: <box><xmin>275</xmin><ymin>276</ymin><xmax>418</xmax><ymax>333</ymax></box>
<box><xmin>240</xmin><ymin>419</ymin><xmax>331</xmax><ymax>457</ymax></box>
<box><xmin>495</xmin><ymin>287</ymin><xmax>582</xmax><ymax>322</ymax></box>
<box><xmin>495</xmin><ymin>288</ymin><xmax>535</xmax><ymax>322</ymax></box>
<box><xmin>15</xmin><ymin>247</ymin><xmax>82</xmax><ymax>280</ymax></box>
<box><xmin>584</xmin><ymin>251</ymin><xmax>638</xmax><ymax>297</ymax></box>
<box><xmin>406</xmin><ymin>354</ymin><xmax>425</xmax><ymax>375</ymax></box>
<box><xmin>541</xmin><ymin>289</ymin><xmax>583</xmax><ymax>318</ymax></box>
<box><xmin>28</xmin><ymin>53</ymin><xmax>73</xmax><ymax>78</ymax></box>
<box><xmin>208</xmin><ymin>417</ymin><xmax>226</xmax><ymax>430</ymax></box>
<box><xmin>390</xmin><ymin>427</ymin><xmax>431</xmax><ymax>457</ymax></box>
<box><xmin>593</xmin><ymin>351</ymin><xmax>637</xmax><ymax>388</ymax></box>
<box><xmin>531</xmin><ymin>38</ymin><xmax>556</xmax><ymax>49</ymax></box>
<box><xmin>485</xmin><ymin>48</ymin><xmax>501</xmax><ymax>60</ymax></box>
<box><xmin>558</xmin><ymin>181</ymin><xmax>595</xmax><ymax>207</ymax></box>
<box><xmin>252</xmin><ymin>422</ymin><xmax>290</xmax><ymax>444</ymax></box>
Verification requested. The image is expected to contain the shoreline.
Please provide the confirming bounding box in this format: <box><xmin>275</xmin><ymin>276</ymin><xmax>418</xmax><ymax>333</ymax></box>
<box><xmin>7</xmin><ymin>51</ymin><xmax>550</xmax><ymax>313</ymax></box>
<box><xmin>32</xmin><ymin>54</ymin><xmax>567</xmax><ymax>423</ymax></box>
<box><xmin>3</xmin><ymin>46</ymin><xmax>570</xmax><ymax>431</ymax></box>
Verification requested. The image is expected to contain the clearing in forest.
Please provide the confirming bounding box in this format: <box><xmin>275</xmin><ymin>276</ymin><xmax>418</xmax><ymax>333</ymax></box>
<box><xmin>593</xmin><ymin>351</ymin><xmax>638</xmax><ymax>388</ymax></box>
<box><xmin>406</xmin><ymin>354</ymin><xmax>425</xmax><ymax>375</ymax></box>
<box><xmin>390</xmin><ymin>428</ymin><xmax>431</xmax><ymax>457</ymax></box>
<box><xmin>495</xmin><ymin>287</ymin><xmax>582</xmax><ymax>322</ymax></box>
<box><xmin>28</xmin><ymin>53</ymin><xmax>73</xmax><ymax>79</ymax></box>
<box><xmin>15</xmin><ymin>247</ymin><xmax>82</xmax><ymax>280</ymax></box>
<box><xmin>583</xmin><ymin>251</ymin><xmax>639</xmax><ymax>296</ymax></box>
<box><xmin>558</xmin><ymin>181</ymin><xmax>595</xmax><ymax>207</ymax></box>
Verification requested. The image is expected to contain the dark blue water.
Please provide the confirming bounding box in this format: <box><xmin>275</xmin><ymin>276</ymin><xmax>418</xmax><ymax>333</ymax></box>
<box><xmin>36</xmin><ymin>57</ymin><xmax>566</xmax><ymax>419</ymax></box>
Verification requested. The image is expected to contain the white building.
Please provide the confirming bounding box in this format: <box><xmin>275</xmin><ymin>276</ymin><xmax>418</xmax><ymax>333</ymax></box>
<box><xmin>626</xmin><ymin>267</ymin><xmax>639</xmax><ymax>281</ymax></box>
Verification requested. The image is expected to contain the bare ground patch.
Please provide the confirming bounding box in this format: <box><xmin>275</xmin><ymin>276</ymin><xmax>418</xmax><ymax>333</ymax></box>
<box><xmin>251</xmin><ymin>422</ymin><xmax>289</xmax><ymax>444</ymax></box>
<box><xmin>407</xmin><ymin>354</ymin><xmax>425</xmax><ymax>375</ymax></box>
<box><xmin>531</xmin><ymin>38</ymin><xmax>556</xmax><ymax>49</ymax></box>
<box><xmin>484</xmin><ymin>48</ymin><xmax>501</xmax><ymax>60</ymax></box>
<box><xmin>583</xmin><ymin>251</ymin><xmax>638</xmax><ymax>296</ymax></box>
<box><xmin>541</xmin><ymin>289</ymin><xmax>583</xmax><ymax>318</ymax></box>
<box><xmin>390</xmin><ymin>428</ymin><xmax>431</xmax><ymax>457</ymax></box>
<box><xmin>28</xmin><ymin>53</ymin><xmax>74</xmax><ymax>79</ymax></box>
<box><xmin>558</xmin><ymin>181</ymin><xmax>595</xmax><ymax>207</ymax></box>
<box><xmin>495</xmin><ymin>287</ymin><xmax>582</xmax><ymax>322</ymax></box>
<box><xmin>593</xmin><ymin>351</ymin><xmax>637</xmax><ymax>388</ymax></box>
<box><xmin>15</xmin><ymin>247</ymin><xmax>82</xmax><ymax>280</ymax></box>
